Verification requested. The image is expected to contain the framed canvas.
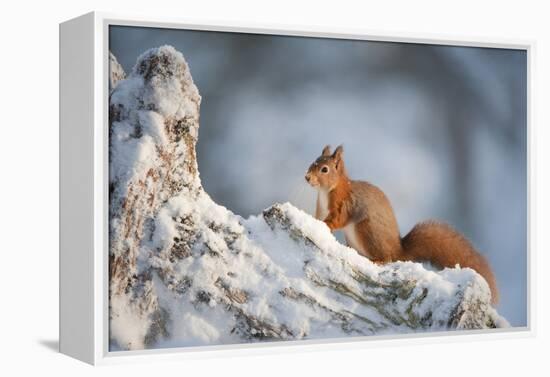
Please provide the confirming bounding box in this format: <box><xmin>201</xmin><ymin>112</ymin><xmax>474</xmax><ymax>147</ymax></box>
<box><xmin>59</xmin><ymin>12</ymin><xmax>534</xmax><ymax>365</ymax></box>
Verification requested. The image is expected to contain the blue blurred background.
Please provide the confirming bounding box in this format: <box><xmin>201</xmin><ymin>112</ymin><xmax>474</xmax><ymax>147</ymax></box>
<box><xmin>110</xmin><ymin>26</ymin><xmax>527</xmax><ymax>326</ymax></box>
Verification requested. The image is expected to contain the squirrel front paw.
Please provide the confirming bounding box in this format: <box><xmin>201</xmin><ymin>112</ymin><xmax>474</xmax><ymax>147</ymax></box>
<box><xmin>324</xmin><ymin>219</ymin><xmax>337</xmax><ymax>231</ymax></box>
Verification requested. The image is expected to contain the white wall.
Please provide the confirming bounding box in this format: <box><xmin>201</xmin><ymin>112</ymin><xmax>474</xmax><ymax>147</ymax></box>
<box><xmin>1</xmin><ymin>0</ymin><xmax>548</xmax><ymax>375</ymax></box>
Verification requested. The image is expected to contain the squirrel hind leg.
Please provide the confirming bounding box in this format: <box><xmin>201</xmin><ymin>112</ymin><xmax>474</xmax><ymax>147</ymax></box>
<box><xmin>351</xmin><ymin>220</ymin><xmax>397</xmax><ymax>263</ymax></box>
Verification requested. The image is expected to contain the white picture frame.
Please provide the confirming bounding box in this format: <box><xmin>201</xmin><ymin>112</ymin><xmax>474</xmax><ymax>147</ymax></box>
<box><xmin>59</xmin><ymin>11</ymin><xmax>535</xmax><ymax>365</ymax></box>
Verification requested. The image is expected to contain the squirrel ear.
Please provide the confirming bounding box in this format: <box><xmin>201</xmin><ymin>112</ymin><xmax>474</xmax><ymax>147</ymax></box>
<box><xmin>333</xmin><ymin>145</ymin><xmax>344</xmax><ymax>169</ymax></box>
<box><xmin>333</xmin><ymin>145</ymin><xmax>344</xmax><ymax>160</ymax></box>
<box><xmin>322</xmin><ymin>145</ymin><xmax>332</xmax><ymax>157</ymax></box>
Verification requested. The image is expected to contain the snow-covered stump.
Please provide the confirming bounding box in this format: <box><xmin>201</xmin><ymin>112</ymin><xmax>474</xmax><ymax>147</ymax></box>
<box><xmin>108</xmin><ymin>46</ymin><xmax>507</xmax><ymax>351</ymax></box>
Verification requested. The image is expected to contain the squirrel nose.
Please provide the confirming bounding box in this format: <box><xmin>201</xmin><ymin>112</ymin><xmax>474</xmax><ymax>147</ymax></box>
<box><xmin>305</xmin><ymin>173</ymin><xmax>311</xmax><ymax>182</ymax></box>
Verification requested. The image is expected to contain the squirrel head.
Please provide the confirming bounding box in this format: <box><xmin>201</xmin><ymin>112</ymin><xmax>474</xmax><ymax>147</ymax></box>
<box><xmin>305</xmin><ymin>145</ymin><xmax>346</xmax><ymax>190</ymax></box>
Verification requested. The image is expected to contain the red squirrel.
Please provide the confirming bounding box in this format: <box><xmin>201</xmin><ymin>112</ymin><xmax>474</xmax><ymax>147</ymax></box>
<box><xmin>305</xmin><ymin>145</ymin><xmax>498</xmax><ymax>304</ymax></box>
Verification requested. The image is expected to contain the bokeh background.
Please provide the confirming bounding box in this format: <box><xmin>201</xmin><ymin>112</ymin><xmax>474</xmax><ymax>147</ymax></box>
<box><xmin>110</xmin><ymin>25</ymin><xmax>527</xmax><ymax>326</ymax></box>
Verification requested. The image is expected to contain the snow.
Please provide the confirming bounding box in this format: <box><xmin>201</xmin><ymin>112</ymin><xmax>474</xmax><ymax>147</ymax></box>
<box><xmin>108</xmin><ymin>46</ymin><xmax>508</xmax><ymax>351</ymax></box>
<box><xmin>109</xmin><ymin>51</ymin><xmax>126</xmax><ymax>91</ymax></box>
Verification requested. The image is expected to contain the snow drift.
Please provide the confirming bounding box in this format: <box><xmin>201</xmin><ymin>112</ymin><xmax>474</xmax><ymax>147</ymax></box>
<box><xmin>108</xmin><ymin>46</ymin><xmax>507</xmax><ymax>351</ymax></box>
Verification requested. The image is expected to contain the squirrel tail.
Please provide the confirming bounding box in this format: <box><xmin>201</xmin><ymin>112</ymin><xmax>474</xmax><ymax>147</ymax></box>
<box><xmin>401</xmin><ymin>221</ymin><xmax>499</xmax><ymax>304</ymax></box>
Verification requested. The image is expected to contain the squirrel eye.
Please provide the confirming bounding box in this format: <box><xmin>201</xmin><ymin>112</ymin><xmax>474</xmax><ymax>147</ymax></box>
<box><xmin>321</xmin><ymin>166</ymin><xmax>329</xmax><ymax>173</ymax></box>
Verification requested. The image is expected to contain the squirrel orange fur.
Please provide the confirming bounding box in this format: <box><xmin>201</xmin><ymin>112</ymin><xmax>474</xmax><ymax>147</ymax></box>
<box><xmin>305</xmin><ymin>145</ymin><xmax>499</xmax><ymax>304</ymax></box>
